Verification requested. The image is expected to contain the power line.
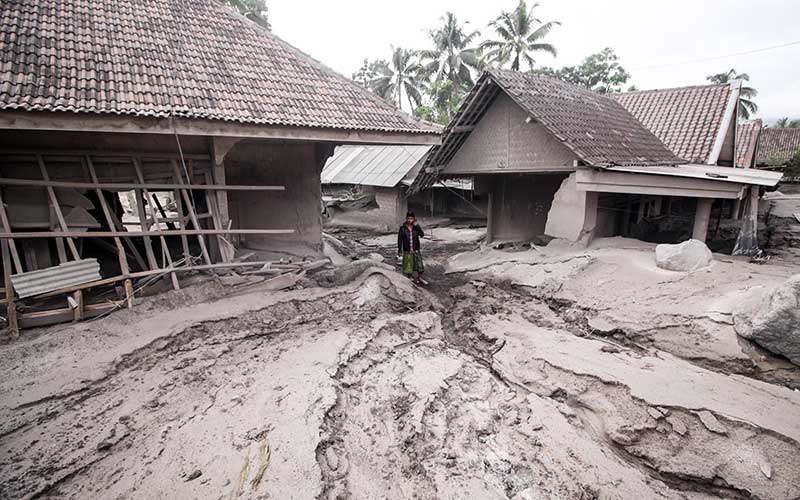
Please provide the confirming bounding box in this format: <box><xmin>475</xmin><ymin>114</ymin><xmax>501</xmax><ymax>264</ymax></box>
<box><xmin>631</xmin><ymin>40</ymin><xmax>800</xmax><ymax>71</ymax></box>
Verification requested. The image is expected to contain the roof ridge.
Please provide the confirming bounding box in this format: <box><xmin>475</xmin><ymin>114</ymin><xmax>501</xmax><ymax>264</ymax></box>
<box><xmin>616</xmin><ymin>82</ymin><xmax>732</xmax><ymax>96</ymax></box>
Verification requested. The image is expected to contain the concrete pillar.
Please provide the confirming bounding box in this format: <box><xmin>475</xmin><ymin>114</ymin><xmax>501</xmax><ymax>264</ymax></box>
<box><xmin>692</xmin><ymin>198</ymin><xmax>714</xmax><ymax>241</ymax></box>
<box><xmin>486</xmin><ymin>192</ymin><xmax>494</xmax><ymax>244</ymax></box>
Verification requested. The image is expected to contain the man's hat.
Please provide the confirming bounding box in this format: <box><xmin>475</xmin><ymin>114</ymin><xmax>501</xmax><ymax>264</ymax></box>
<box><xmin>406</xmin><ymin>211</ymin><xmax>415</xmax><ymax>218</ymax></box>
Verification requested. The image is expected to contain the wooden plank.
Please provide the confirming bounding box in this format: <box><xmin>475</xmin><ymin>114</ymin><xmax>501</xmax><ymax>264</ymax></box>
<box><xmin>1</xmin><ymin>148</ymin><xmax>211</xmax><ymax>161</ymax></box>
<box><xmin>2</xmin><ymin>239</ymin><xmax>18</xmax><ymax>336</ymax></box>
<box><xmin>0</xmin><ymin>183</ymin><xmax>23</xmax><ymax>273</ymax></box>
<box><xmin>134</xmin><ymin>187</ymin><xmax>159</xmax><ymax>270</ymax></box>
<box><xmin>0</xmin><ymin>229</ymin><xmax>295</xmax><ymax>238</ymax></box>
<box><xmin>71</xmin><ymin>290</ymin><xmax>84</xmax><ymax>322</ymax></box>
<box><xmin>86</xmin><ymin>157</ymin><xmax>130</xmax><ymax>275</ymax></box>
<box><xmin>172</xmin><ymin>173</ymin><xmax>191</xmax><ymax>263</ymax></box>
<box><xmin>172</xmin><ymin>160</ymin><xmax>212</xmax><ymax>266</ymax></box>
<box><xmin>204</xmin><ymin>172</ymin><xmax>233</xmax><ymax>263</ymax></box>
<box><xmin>107</xmin><ymin>208</ymin><xmax>148</xmax><ymax>271</ymax></box>
<box><xmin>0</xmin><ymin>177</ymin><xmax>285</xmax><ymax>191</ymax></box>
<box><xmin>0</xmin><ymin>111</ymin><xmax>443</xmax><ymax>146</ymax></box>
<box><xmin>36</xmin><ymin>155</ymin><xmax>80</xmax><ymax>260</ymax></box>
<box><xmin>132</xmin><ymin>158</ymin><xmax>178</xmax><ymax>289</ymax></box>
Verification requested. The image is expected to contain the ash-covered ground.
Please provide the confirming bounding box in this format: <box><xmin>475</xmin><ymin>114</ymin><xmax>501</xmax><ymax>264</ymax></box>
<box><xmin>1</xmin><ymin>223</ymin><xmax>799</xmax><ymax>500</ymax></box>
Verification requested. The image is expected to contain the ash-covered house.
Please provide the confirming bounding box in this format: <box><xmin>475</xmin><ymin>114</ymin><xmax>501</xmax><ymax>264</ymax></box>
<box><xmin>321</xmin><ymin>145</ymin><xmax>430</xmax><ymax>229</ymax></box>
<box><xmin>754</xmin><ymin>127</ymin><xmax>800</xmax><ymax>172</ymax></box>
<box><xmin>0</xmin><ymin>0</ymin><xmax>438</xmax><ymax>329</ymax></box>
<box><xmin>321</xmin><ymin>144</ymin><xmax>483</xmax><ymax>230</ymax></box>
<box><xmin>409</xmin><ymin>70</ymin><xmax>780</xmax><ymax>247</ymax></box>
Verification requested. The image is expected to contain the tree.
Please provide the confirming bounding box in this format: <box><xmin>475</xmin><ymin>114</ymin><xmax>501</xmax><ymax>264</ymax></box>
<box><xmin>352</xmin><ymin>59</ymin><xmax>388</xmax><ymax>89</ymax></box>
<box><xmin>222</xmin><ymin>0</ymin><xmax>270</xmax><ymax>29</ymax></box>
<box><xmin>774</xmin><ymin>117</ymin><xmax>800</xmax><ymax>128</ymax></box>
<box><xmin>786</xmin><ymin>150</ymin><xmax>800</xmax><ymax>180</ymax></box>
<box><xmin>480</xmin><ymin>1</ymin><xmax>559</xmax><ymax>71</ymax></box>
<box><xmin>415</xmin><ymin>80</ymin><xmax>468</xmax><ymax>125</ymax></box>
<box><xmin>706</xmin><ymin>69</ymin><xmax>757</xmax><ymax>119</ymax></box>
<box><xmin>538</xmin><ymin>48</ymin><xmax>630</xmax><ymax>93</ymax></box>
<box><xmin>369</xmin><ymin>47</ymin><xmax>426</xmax><ymax>112</ymax></box>
<box><xmin>420</xmin><ymin>13</ymin><xmax>481</xmax><ymax>88</ymax></box>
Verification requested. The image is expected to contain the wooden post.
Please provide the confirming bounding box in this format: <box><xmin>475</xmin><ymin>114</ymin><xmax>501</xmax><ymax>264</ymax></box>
<box><xmin>134</xmin><ymin>187</ymin><xmax>159</xmax><ymax>270</ymax></box>
<box><xmin>171</xmin><ymin>160</ymin><xmax>213</xmax><ymax>266</ymax></box>
<box><xmin>85</xmin><ymin>157</ymin><xmax>130</xmax><ymax>276</ymax></box>
<box><xmin>36</xmin><ymin>155</ymin><xmax>80</xmax><ymax>260</ymax></box>
<box><xmin>2</xmin><ymin>239</ymin><xmax>18</xmax><ymax>336</ymax></box>
<box><xmin>172</xmin><ymin>175</ymin><xmax>192</xmax><ymax>264</ymax></box>
<box><xmin>692</xmin><ymin>198</ymin><xmax>714</xmax><ymax>242</ymax></box>
<box><xmin>71</xmin><ymin>290</ymin><xmax>84</xmax><ymax>322</ymax></box>
<box><xmin>132</xmin><ymin>158</ymin><xmax>179</xmax><ymax>289</ymax></box>
<box><xmin>124</xmin><ymin>278</ymin><xmax>134</xmax><ymax>309</ymax></box>
<box><xmin>0</xmin><ymin>185</ymin><xmax>22</xmax><ymax>273</ymax></box>
<box><xmin>204</xmin><ymin>172</ymin><xmax>233</xmax><ymax>262</ymax></box>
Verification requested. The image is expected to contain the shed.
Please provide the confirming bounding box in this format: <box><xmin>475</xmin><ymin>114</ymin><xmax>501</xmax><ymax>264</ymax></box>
<box><xmin>0</xmin><ymin>0</ymin><xmax>438</xmax><ymax>330</ymax></box>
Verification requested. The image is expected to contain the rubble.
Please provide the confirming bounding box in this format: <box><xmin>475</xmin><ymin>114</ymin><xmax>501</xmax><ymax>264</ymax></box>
<box><xmin>655</xmin><ymin>238</ymin><xmax>713</xmax><ymax>271</ymax></box>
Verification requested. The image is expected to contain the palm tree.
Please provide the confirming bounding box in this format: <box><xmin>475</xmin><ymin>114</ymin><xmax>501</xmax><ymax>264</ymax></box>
<box><xmin>774</xmin><ymin>117</ymin><xmax>800</xmax><ymax>128</ymax></box>
<box><xmin>480</xmin><ymin>1</ymin><xmax>559</xmax><ymax>71</ymax></box>
<box><xmin>706</xmin><ymin>69</ymin><xmax>758</xmax><ymax>119</ymax></box>
<box><xmin>420</xmin><ymin>13</ymin><xmax>481</xmax><ymax>88</ymax></box>
<box><xmin>369</xmin><ymin>47</ymin><xmax>425</xmax><ymax>112</ymax></box>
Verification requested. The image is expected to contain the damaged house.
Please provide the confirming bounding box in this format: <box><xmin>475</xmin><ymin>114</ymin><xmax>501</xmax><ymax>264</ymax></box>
<box><xmin>321</xmin><ymin>145</ymin><xmax>430</xmax><ymax>229</ymax></box>
<box><xmin>0</xmin><ymin>0</ymin><xmax>438</xmax><ymax>331</ymax></box>
<box><xmin>409</xmin><ymin>70</ymin><xmax>780</xmax><ymax>246</ymax></box>
<box><xmin>321</xmin><ymin>144</ymin><xmax>483</xmax><ymax>230</ymax></box>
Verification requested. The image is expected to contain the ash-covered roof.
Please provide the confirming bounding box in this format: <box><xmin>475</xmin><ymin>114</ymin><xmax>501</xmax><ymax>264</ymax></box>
<box><xmin>613</xmin><ymin>83</ymin><xmax>740</xmax><ymax>164</ymax></box>
<box><xmin>321</xmin><ymin>145</ymin><xmax>430</xmax><ymax>188</ymax></box>
<box><xmin>0</xmin><ymin>0</ymin><xmax>438</xmax><ymax>135</ymax></box>
<box><xmin>410</xmin><ymin>69</ymin><xmax>681</xmax><ymax>193</ymax></box>
<box><xmin>756</xmin><ymin>127</ymin><xmax>800</xmax><ymax>166</ymax></box>
<box><xmin>736</xmin><ymin>119</ymin><xmax>762</xmax><ymax>168</ymax></box>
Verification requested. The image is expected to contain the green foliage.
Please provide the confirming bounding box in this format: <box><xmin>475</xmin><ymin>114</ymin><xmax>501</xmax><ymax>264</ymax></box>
<box><xmin>414</xmin><ymin>80</ymin><xmax>468</xmax><ymax>125</ymax></box>
<box><xmin>480</xmin><ymin>0</ymin><xmax>559</xmax><ymax>71</ymax></box>
<box><xmin>352</xmin><ymin>59</ymin><xmax>388</xmax><ymax>89</ymax></box>
<box><xmin>706</xmin><ymin>69</ymin><xmax>757</xmax><ymax>119</ymax></box>
<box><xmin>222</xmin><ymin>0</ymin><xmax>270</xmax><ymax>29</ymax></box>
<box><xmin>538</xmin><ymin>48</ymin><xmax>630</xmax><ymax>93</ymax></box>
<box><xmin>774</xmin><ymin>117</ymin><xmax>800</xmax><ymax>128</ymax></box>
<box><xmin>370</xmin><ymin>48</ymin><xmax>427</xmax><ymax>110</ymax></box>
<box><xmin>419</xmin><ymin>13</ymin><xmax>481</xmax><ymax>88</ymax></box>
<box><xmin>786</xmin><ymin>150</ymin><xmax>800</xmax><ymax>180</ymax></box>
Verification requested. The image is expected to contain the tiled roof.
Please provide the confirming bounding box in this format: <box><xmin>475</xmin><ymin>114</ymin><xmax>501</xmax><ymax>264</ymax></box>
<box><xmin>756</xmin><ymin>128</ymin><xmax>800</xmax><ymax>166</ymax></box>
<box><xmin>735</xmin><ymin>119</ymin><xmax>762</xmax><ymax>167</ymax></box>
<box><xmin>489</xmin><ymin>70</ymin><xmax>682</xmax><ymax>167</ymax></box>
<box><xmin>409</xmin><ymin>70</ymin><xmax>682</xmax><ymax>193</ymax></box>
<box><xmin>0</xmin><ymin>0</ymin><xmax>437</xmax><ymax>135</ymax></box>
<box><xmin>613</xmin><ymin>83</ymin><xmax>737</xmax><ymax>164</ymax></box>
<box><xmin>321</xmin><ymin>145</ymin><xmax>430</xmax><ymax>188</ymax></box>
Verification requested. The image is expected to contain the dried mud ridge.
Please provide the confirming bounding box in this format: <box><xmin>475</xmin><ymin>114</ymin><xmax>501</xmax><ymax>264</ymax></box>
<box><xmin>1</xmin><ymin>263</ymin><xmax>799</xmax><ymax>499</ymax></box>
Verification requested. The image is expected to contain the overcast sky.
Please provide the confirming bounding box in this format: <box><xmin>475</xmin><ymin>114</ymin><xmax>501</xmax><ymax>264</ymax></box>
<box><xmin>269</xmin><ymin>0</ymin><xmax>799</xmax><ymax>121</ymax></box>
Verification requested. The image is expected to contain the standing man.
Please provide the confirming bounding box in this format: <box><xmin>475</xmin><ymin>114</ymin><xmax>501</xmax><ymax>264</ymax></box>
<box><xmin>397</xmin><ymin>211</ymin><xmax>427</xmax><ymax>285</ymax></box>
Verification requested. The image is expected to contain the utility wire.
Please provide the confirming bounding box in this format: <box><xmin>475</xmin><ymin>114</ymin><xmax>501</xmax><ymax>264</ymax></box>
<box><xmin>631</xmin><ymin>40</ymin><xmax>800</xmax><ymax>71</ymax></box>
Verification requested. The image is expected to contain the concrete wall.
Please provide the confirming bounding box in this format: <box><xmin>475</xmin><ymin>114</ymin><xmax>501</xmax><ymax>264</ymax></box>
<box><xmin>226</xmin><ymin>140</ymin><xmax>328</xmax><ymax>258</ymax></box>
<box><xmin>545</xmin><ymin>173</ymin><xmax>583</xmax><ymax>240</ymax></box>
<box><xmin>717</xmin><ymin>116</ymin><xmax>736</xmax><ymax>166</ymax></box>
<box><xmin>488</xmin><ymin>173</ymin><xmax>568</xmax><ymax>241</ymax></box>
<box><xmin>368</xmin><ymin>186</ymin><xmax>407</xmax><ymax>228</ymax></box>
<box><xmin>445</xmin><ymin>93</ymin><xmax>578</xmax><ymax>175</ymax></box>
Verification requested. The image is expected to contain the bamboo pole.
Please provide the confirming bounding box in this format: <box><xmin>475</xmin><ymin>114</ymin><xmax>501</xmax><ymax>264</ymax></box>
<box><xmin>85</xmin><ymin>157</ymin><xmax>130</xmax><ymax>276</ymax></box>
<box><xmin>171</xmin><ymin>160</ymin><xmax>212</xmax><ymax>266</ymax></box>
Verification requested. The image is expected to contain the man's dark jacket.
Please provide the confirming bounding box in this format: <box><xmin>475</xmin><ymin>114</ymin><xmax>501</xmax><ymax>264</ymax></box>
<box><xmin>397</xmin><ymin>224</ymin><xmax>424</xmax><ymax>253</ymax></box>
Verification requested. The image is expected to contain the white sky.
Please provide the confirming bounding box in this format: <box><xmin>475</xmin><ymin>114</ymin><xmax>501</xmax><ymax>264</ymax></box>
<box><xmin>269</xmin><ymin>0</ymin><xmax>800</xmax><ymax>121</ymax></box>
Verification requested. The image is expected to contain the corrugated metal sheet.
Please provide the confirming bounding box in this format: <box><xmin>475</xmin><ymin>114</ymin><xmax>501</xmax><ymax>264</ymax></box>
<box><xmin>322</xmin><ymin>145</ymin><xmax>431</xmax><ymax>188</ymax></box>
<box><xmin>606</xmin><ymin>164</ymin><xmax>783</xmax><ymax>187</ymax></box>
<box><xmin>11</xmin><ymin>259</ymin><xmax>102</xmax><ymax>298</ymax></box>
